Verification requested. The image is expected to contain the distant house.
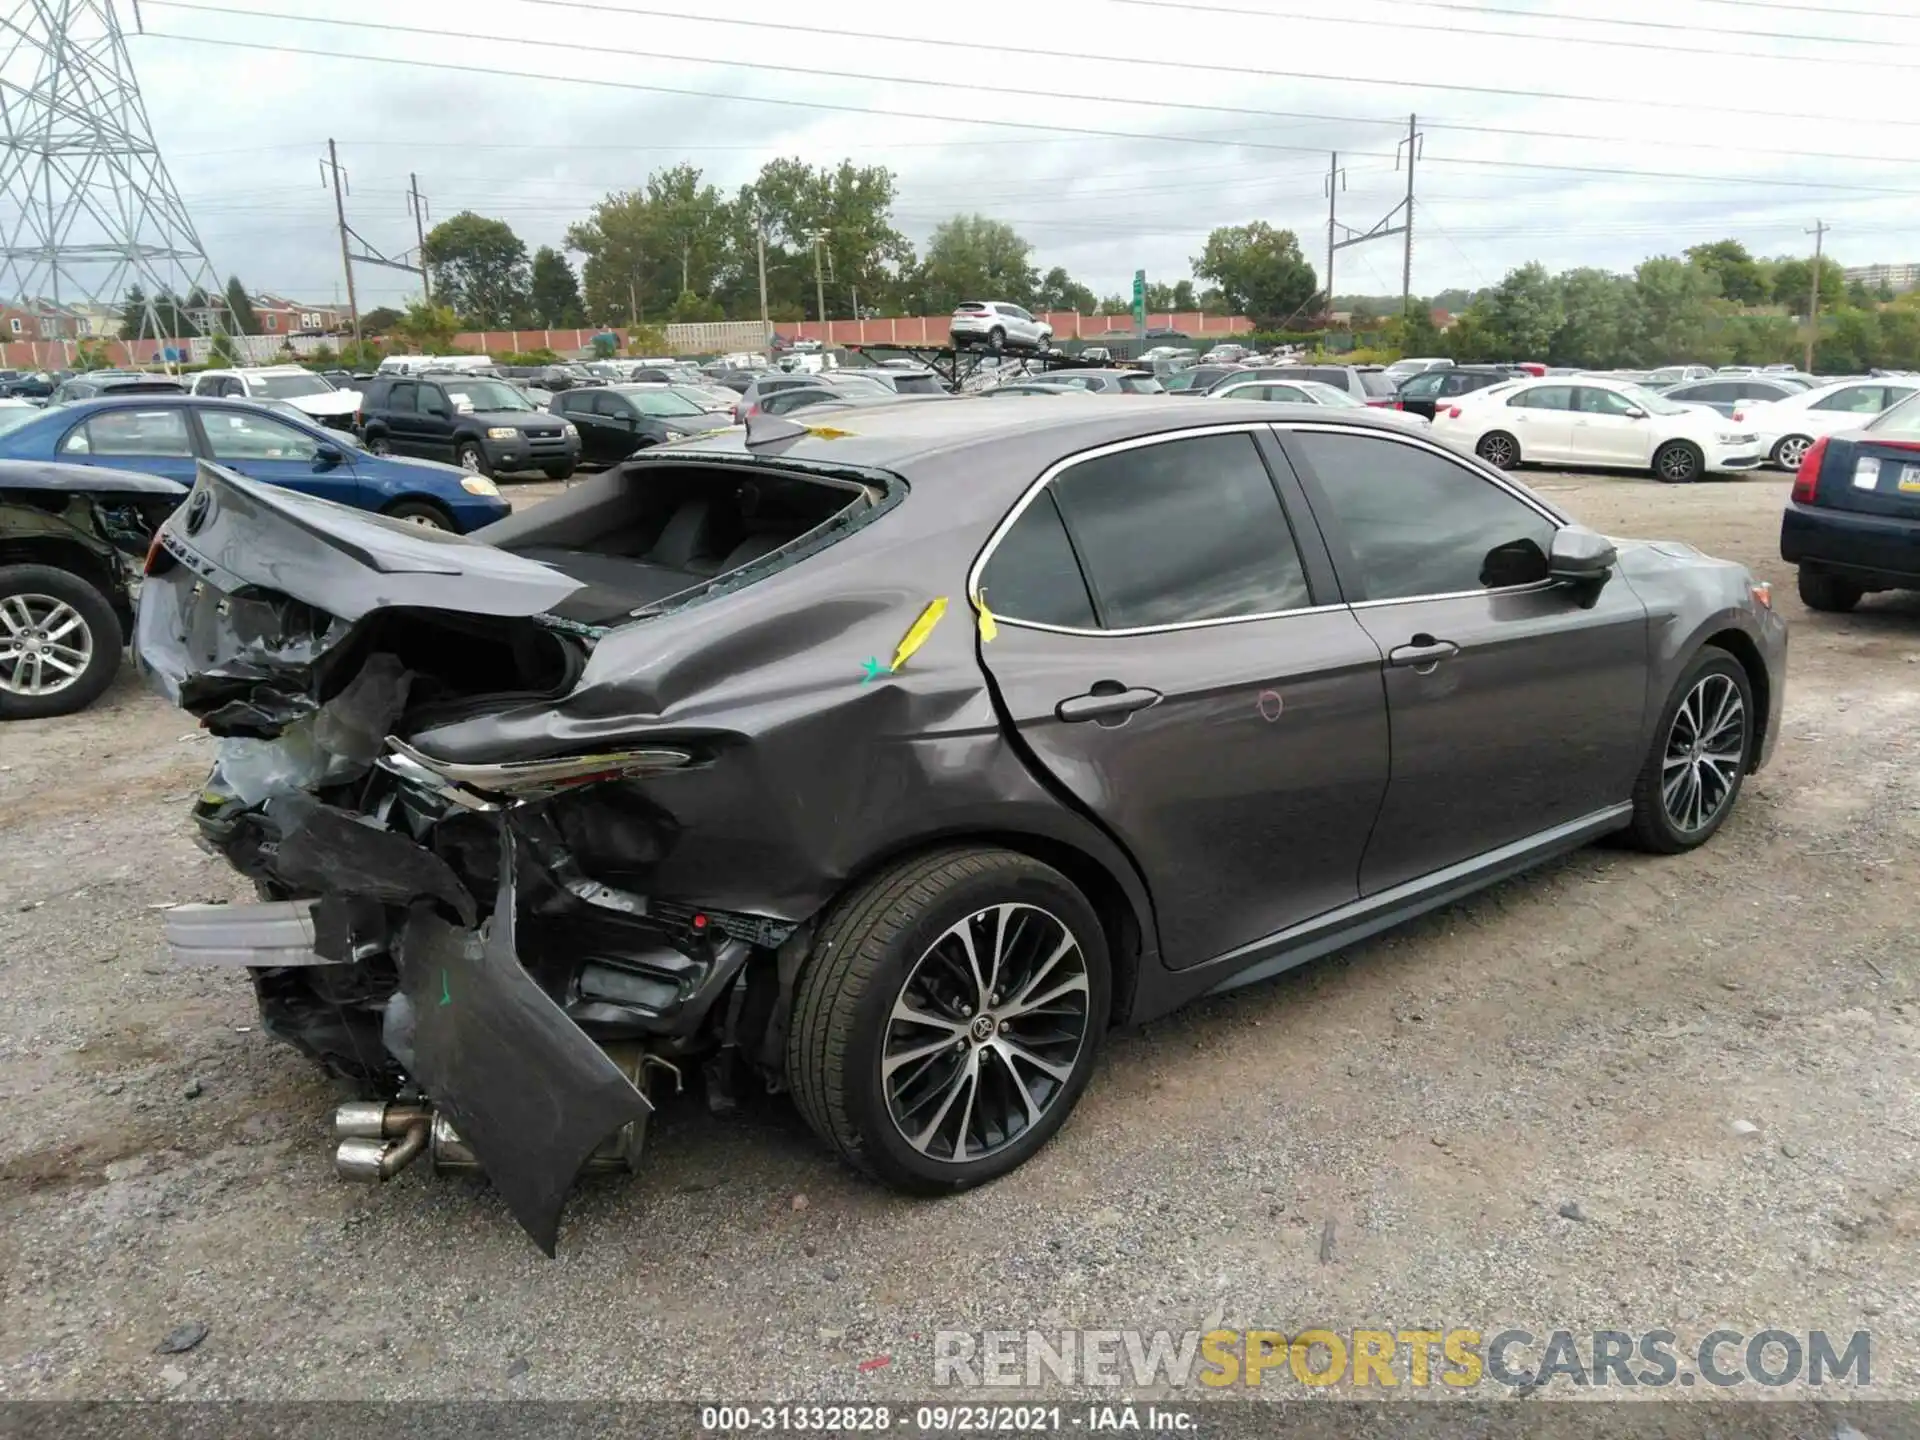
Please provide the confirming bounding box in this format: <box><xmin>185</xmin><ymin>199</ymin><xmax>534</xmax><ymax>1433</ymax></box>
<box><xmin>0</xmin><ymin>299</ymin><xmax>86</xmax><ymax>340</ymax></box>
<box><xmin>250</xmin><ymin>292</ymin><xmax>347</xmax><ymax>335</ymax></box>
<box><xmin>1430</xmin><ymin>308</ymin><xmax>1456</xmax><ymax>332</ymax></box>
<box><xmin>1844</xmin><ymin>263</ymin><xmax>1920</xmax><ymax>296</ymax></box>
<box><xmin>68</xmin><ymin>301</ymin><xmax>120</xmax><ymax>338</ymax></box>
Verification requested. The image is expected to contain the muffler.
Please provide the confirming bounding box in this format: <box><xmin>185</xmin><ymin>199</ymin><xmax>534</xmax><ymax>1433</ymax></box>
<box><xmin>332</xmin><ymin>1101</ymin><xmax>431</xmax><ymax>1181</ymax></box>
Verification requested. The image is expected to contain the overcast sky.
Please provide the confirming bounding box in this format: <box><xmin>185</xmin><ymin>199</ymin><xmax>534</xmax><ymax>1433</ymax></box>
<box><xmin>120</xmin><ymin>0</ymin><xmax>1920</xmax><ymax>310</ymax></box>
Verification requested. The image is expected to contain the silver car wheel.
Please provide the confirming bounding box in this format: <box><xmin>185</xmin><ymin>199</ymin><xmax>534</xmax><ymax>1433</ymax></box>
<box><xmin>1775</xmin><ymin>435</ymin><xmax>1811</xmax><ymax>471</ymax></box>
<box><xmin>1662</xmin><ymin>672</ymin><xmax>1745</xmax><ymax>833</ymax></box>
<box><xmin>883</xmin><ymin>903</ymin><xmax>1090</xmax><ymax>1164</ymax></box>
<box><xmin>458</xmin><ymin>447</ymin><xmax>482</xmax><ymax>473</ymax></box>
<box><xmin>0</xmin><ymin>593</ymin><xmax>93</xmax><ymax>697</ymax></box>
<box><xmin>1478</xmin><ymin>433</ymin><xmax>1515</xmax><ymax>468</ymax></box>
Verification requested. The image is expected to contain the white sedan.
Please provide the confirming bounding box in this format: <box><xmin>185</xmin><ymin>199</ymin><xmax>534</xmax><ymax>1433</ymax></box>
<box><xmin>1431</xmin><ymin>375</ymin><xmax>1763</xmax><ymax>483</ymax></box>
<box><xmin>1207</xmin><ymin>376</ymin><xmax>1432</xmax><ymax>428</ymax></box>
<box><xmin>1730</xmin><ymin>377</ymin><xmax>1919</xmax><ymax>471</ymax></box>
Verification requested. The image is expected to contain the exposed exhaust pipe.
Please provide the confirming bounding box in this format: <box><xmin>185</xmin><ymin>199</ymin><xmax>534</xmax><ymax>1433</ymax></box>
<box><xmin>333</xmin><ymin>1101</ymin><xmax>432</xmax><ymax>1181</ymax></box>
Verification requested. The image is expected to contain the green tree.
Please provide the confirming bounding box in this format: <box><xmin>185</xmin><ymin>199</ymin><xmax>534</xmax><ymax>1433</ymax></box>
<box><xmin>917</xmin><ymin>214</ymin><xmax>1039</xmax><ymax>313</ymax></box>
<box><xmin>1171</xmin><ymin>279</ymin><xmax>1197</xmax><ymax>311</ymax></box>
<box><xmin>1389</xmin><ymin>304</ymin><xmax>1443</xmax><ymax>356</ymax></box>
<box><xmin>1483</xmin><ymin>262</ymin><xmax>1564</xmax><ymax>359</ymax></box>
<box><xmin>667</xmin><ymin>289</ymin><xmax>724</xmax><ymax>323</ymax></box>
<box><xmin>224</xmin><ymin>276</ymin><xmax>260</xmax><ymax>335</ymax></box>
<box><xmin>422</xmin><ymin>212</ymin><xmax>531</xmax><ymax>328</ymax></box>
<box><xmin>389</xmin><ymin>298</ymin><xmax>462</xmax><ymax>354</ymax></box>
<box><xmin>1550</xmin><ymin>268</ymin><xmax>1635</xmax><ymax>367</ymax></box>
<box><xmin>1845</xmin><ymin>279</ymin><xmax>1871</xmax><ymax>309</ymax></box>
<box><xmin>1034</xmin><ymin>266</ymin><xmax>1096</xmax><ymax>312</ymax></box>
<box><xmin>1684</xmin><ymin>240</ymin><xmax>1767</xmax><ymax>306</ymax></box>
<box><xmin>1631</xmin><ymin>256</ymin><xmax>1720</xmax><ymax>364</ymax></box>
<box><xmin>360</xmin><ymin>305</ymin><xmax>404</xmax><ymax>334</ymax></box>
<box><xmin>117</xmin><ymin>285</ymin><xmax>147</xmax><ymax>340</ymax></box>
<box><xmin>529</xmin><ymin>246</ymin><xmax>585</xmax><ymax>327</ymax></box>
<box><xmin>1770</xmin><ymin>254</ymin><xmax>1846</xmax><ymax>319</ymax></box>
<box><xmin>1190</xmin><ymin>222</ymin><xmax>1318</xmax><ymax>326</ymax></box>
<box><xmin>208</xmin><ymin>330</ymin><xmax>238</xmax><ymax>365</ymax></box>
<box><xmin>734</xmin><ymin>158</ymin><xmax>913</xmax><ymax>318</ymax></box>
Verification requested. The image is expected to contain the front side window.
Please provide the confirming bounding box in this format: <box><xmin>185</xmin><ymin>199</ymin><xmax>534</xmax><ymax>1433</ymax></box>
<box><xmin>1046</xmin><ymin>432</ymin><xmax>1312</xmax><ymax>628</ymax></box>
<box><xmin>1508</xmin><ymin>385</ymin><xmax>1573</xmax><ymax>411</ymax></box>
<box><xmin>1399</xmin><ymin>373</ymin><xmax>1446</xmax><ymax>400</ymax></box>
<box><xmin>1868</xmin><ymin>391</ymin><xmax>1920</xmax><ymax>438</ymax></box>
<box><xmin>976</xmin><ymin>491</ymin><xmax>1098</xmax><ymax>629</ymax></box>
<box><xmin>201</xmin><ymin>410</ymin><xmax>323</xmax><ymax>461</ymax></box>
<box><xmin>1289</xmin><ymin>431</ymin><xmax>1558</xmax><ymax>602</ymax></box>
<box><xmin>1575</xmin><ymin>387</ymin><xmax>1642</xmax><ymax>416</ymax></box>
<box><xmin>1119</xmin><ymin>375</ymin><xmax>1164</xmax><ymax>394</ymax></box>
<box><xmin>192</xmin><ymin>375</ymin><xmax>223</xmax><ymax>396</ymax></box>
<box><xmin>626</xmin><ymin>390</ymin><xmax>705</xmax><ymax>417</ymax></box>
<box><xmin>61</xmin><ymin>408</ymin><xmax>193</xmax><ymax>457</ymax></box>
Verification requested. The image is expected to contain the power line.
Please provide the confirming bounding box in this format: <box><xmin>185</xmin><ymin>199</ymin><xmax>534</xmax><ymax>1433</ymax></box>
<box><xmin>141</xmin><ymin>3</ymin><xmax>1920</xmax><ymax>136</ymax></box>
<box><xmin>1099</xmin><ymin>0</ymin><xmax>1920</xmax><ymax>68</ymax></box>
<box><xmin>139</xmin><ymin>16</ymin><xmax>1920</xmax><ymax>197</ymax></box>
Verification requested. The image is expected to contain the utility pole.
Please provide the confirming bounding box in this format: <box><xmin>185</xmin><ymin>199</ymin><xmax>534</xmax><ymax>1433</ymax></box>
<box><xmin>627</xmin><ymin>276</ymin><xmax>638</xmax><ymax>329</ymax></box>
<box><xmin>680</xmin><ymin>238</ymin><xmax>690</xmax><ymax>298</ymax></box>
<box><xmin>323</xmin><ymin>140</ymin><xmax>361</xmax><ymax>349</ymax></box>
<box><xmin>755</xmin><ymin>219</ymin><xmax>771</xmax><ymax>354</ymax></box>
<box><xmin>807</xmin><ymin>228</ymin><xmax>829</xmax><ymax>332</ymax></box>
<box><xmin>407</xmin><ymin>173</ymin><xmax>431</xmax><ymax>302</ymax></box>
<box><xmin>1324</xmin><ymin>152</ymin><xmax>1343</xmax><ymax>322</ymax></box>
<box><xmin>1805</xmin><ymin>219</ymin><xmax>1830</xmax><ymax>374</ymax></box>
<box><xmin>1398</xmin><ymin>114</ymin><xmax>1421</xmax><ymax>316</ymax></box>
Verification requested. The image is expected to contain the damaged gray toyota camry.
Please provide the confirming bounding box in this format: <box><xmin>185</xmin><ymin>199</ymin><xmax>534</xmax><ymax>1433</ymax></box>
<box><xmin>135</xmin><ymin>399</ymin><xmax>1786</xmax><ymax>1253</ymax></box>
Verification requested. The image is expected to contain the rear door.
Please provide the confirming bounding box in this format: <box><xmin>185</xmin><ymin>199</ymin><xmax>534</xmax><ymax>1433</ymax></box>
<box><xmin>1498</xmin><ymin>384</ymin><xmax>1576</xmax><ymax>462</ymax></box>
<box><xmin>192</xmin><ymin>405</ymin><xmax>364</xmax><ymax>507</ymax></box>
<box><xmin>379</xmin><ymin>381</ymin><xmax>424</xmax><ymax>456</ymax></box>
<box><xmin>54</xmin><ymin>404</ymin><xmax>199</xmax><ymax>487</ymax></box>
<box><xmin>973</xmin><ymin>426</ymin><xmax>1390</xmax><ymax>969</ymax></box>
<box><xmin>1278</xmin><ymin>427</ymin><xmax>1649</xmax><ymax>893</ymax></box>
<box><xmin>1396</xmin><ymin>371</ymin><xmax>1447</xmax><ymax>419</ymax></box>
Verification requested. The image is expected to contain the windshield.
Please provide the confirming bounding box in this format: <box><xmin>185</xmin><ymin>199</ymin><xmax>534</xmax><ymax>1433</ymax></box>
<box><xmin>1119</xmin><ymin>375</ymin><xmax>1165</xmax><ymax>393</ymax></box>
<box><xmin>442</xmin><ymin>379</ymin><xmax>533</xmax><ymax>413</ymax></box>
<box><xmin>1868</xmin><ymin>391</ymin><xmax>1920</xmax><ymax>437</ymax></box>
<box><xmin>668</xmin><ymin>385</ymin><xmax>734</xmax><ymax>409</ymax></box>
<box><xmin>1618</xmin><ymin>384</ymin><xmax>1689</xmax><ymax>416</ymax></box>
<box><xmin>628</xmin><ymin>389</ymin><xmax>705</xmax><ymax>417</ymax></box>
<box><xmin>1300</xmin><ymin>381</ymin><xmax>1364</xmax><ymax>407</ymax></box>
<box><xmin>832</xmin><ymin>373</ymin><xmax>890</xmax><ymax>393</ymax></box>
<box><xmin>256</xmin><ymin>373</ymin><xmax>334</xmax><ymax>399</ymax></box>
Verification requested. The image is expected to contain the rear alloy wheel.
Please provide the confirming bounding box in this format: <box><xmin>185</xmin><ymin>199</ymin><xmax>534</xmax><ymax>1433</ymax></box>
<box><xmin>383</xmin><ymin>500</ymin><xmax>455</xmax><ymax>531</ymax></box>
<box><xmin>0</xmin><ymin>564</ymin><xmax>121</xmax><ymax>720</ymax></box>
<box><xmin>988</xmin><ymin>326</ymin><xmax>1006</xmax><ymax>352</ymax></box>
<box><xmin>787</xmin><ymin>848</ymin><xmax>1109</xmax><ymax>1193</ymax></box>
<box><xmin>454</xmin><ymin>441</ymin><xmax>492</xmax><ymax>477</ymax></box>
<box><xmin>1774</xmin><ymin>434</ymin><xmax>1814</xmax><ymax>472</ymax></box>
<box><xmin>1653</xmin><ymin>440</ymin><xmax>1704</xmax><ymax>485</ymax></box>
<box><xmin>1624</xmin><ymin>647</ymin><xmax>1753</xmax><ymax>853</ymax></box>
<box><xmin>1797</xmin><ymin>565</ymin><xmax>1863</xmax><ymax>613</ymax></box>
<box><xmin>1476</xmin><ymin>431</ymin><xmax>1520</xmax><ymax>469</ymax></box>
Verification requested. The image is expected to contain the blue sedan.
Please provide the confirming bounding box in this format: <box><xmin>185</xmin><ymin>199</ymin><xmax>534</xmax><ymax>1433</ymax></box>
<box><xmin>0</xmin><ymin>395</ymin><xmax>510</xmax><ymax>532</ymax></box>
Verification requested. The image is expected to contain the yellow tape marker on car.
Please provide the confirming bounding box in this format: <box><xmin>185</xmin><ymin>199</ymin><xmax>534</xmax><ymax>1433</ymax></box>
<box><xmin>890</xmin><ymin>597</ymin><xmax>949</xmax><ymax>672</ymax></box>
<box><xmin>975</xmin><ymin>592</ymin><xmax>998</xmax><ymax>643</ymax></box>
<box><xmin>802</xmin><ymin>425</ymin><xmax>857</xmax><ymax>440</ymax></box>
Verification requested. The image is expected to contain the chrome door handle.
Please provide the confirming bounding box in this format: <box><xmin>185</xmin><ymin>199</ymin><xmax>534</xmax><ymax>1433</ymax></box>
<box><xmin>1056</xmin><ymin>685</ymin><xmax>1162</xmax><ymax>725</ymax></box>
<box><xmin>1387</xmin><ymin>637</ymin><xmax>1460</xmax><ymax>670</ymax></box>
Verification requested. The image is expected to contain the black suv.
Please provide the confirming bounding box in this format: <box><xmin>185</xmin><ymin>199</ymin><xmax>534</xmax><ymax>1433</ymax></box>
<box><xmin>1394</xmin><ymin>365</ymin><xmax>1521</xmax><ymax>420</ymax></box>
<box><xmin>357</xmin><ymin>372</ymin><xmax>580</xmax><ymax>479</ymax></box>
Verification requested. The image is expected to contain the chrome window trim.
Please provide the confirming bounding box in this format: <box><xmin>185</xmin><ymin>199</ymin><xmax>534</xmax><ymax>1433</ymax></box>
<box><xmin>967</xmin><ymin>422</ymin><xmax>1316</xmax><ymax>637</ymax></box>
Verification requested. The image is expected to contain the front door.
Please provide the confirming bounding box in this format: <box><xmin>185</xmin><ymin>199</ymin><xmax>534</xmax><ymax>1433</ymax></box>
<box><xmin>1279</xmin><ymin>427</ymin><xmax>1650</xmax><ymax>894</ymax></box>
<box><xmin>192</xmin><ymin>406</ymin><xmax>363</xmax><ymax>507</ymax></box>
<box><xmin>973</xmin><ymin>428</ymin><xmax>1391</xmax><ymax>970</ymax></box>
<box><xmin>1570</xmin><ymin>385</ymin><xmax>1655</xmax><ymax>467</ymax></box>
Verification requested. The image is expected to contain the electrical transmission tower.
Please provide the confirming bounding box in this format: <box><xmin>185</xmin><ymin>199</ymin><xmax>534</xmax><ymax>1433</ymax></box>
<box><xmin>0</xmin><ymin>0</ymin><xmax>234</xmax><ymax>361</ymax></box>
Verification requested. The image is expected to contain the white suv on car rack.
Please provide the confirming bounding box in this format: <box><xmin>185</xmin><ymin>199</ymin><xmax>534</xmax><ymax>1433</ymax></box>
<box><xmin>949</xmin><ymin>301</ymin><xmax>1052</xmax><ymax>353</ymax></box>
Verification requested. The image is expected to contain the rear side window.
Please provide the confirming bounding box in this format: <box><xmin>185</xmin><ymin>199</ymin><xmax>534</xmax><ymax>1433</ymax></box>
<box><xmin>1289</xmin><ymin>431</ymin><xmax>1557</xmax><ymax>601</ymax></box>
<box><xmin>977</xmin><ymin>491</ymin><xmax>1097</xmax><ymax>629</ymax></box>
<box><xmin>1048</xmin><ymin>432</ymin><xmax>1312</xmax><ymax>628</ymax></box>
<box><xmin>60</xmin><ymin>408</ymin><xmax>193</xmax><ymax>457</ymax></box>
<box><xmin>891</xmin><ymin>374</ymin><xmax>943</xmax><ymax>395</ymax></box>
<box><xmin>1812</xmin><ymin>386</ymin><xmax>1885</xmax><ymax>413</ymax></box>
<box><xmin>1357</xmin><ymin>372</ymin><xmax>1397</xmax><ymax>398</ymax></box>
<box><xmin>1508</xmin><ymin>385</ymin><xmax>1573</xmax><ymax>411</ymax></box>
<box><xmin>1119</xmin><ymin>376</ymin><xmax>1164</xmax><ymax>394</ymax></box>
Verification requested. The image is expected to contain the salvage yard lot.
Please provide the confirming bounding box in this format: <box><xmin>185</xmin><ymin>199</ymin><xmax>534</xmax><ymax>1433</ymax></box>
<box><xmin>2</xmin><ymin>468</ymin><xmax>1917</xmax><ymax>1400</ymax></box>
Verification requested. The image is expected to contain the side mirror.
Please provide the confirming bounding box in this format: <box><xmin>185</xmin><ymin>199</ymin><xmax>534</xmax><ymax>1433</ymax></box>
<box><xmin>1623</xmin><ymin>407</ymin><xmax>1647</xmax><ymax>419</ymax></box>
<box><xmin>1548</xmin><ymin>524</ymin><xmax>1617</xmax><ymax>586</ymax></box>
<box><xmin>314</xmin><ymin>444</ymin><xmax>343</xmax><ymax>468</ymax></box>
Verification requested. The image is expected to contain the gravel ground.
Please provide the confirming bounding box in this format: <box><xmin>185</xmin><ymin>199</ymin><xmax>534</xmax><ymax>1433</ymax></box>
<box><xmin>1</xmin><ymin>468</ymin><xmax>1917</xmax><ymax>1403</ymax></box>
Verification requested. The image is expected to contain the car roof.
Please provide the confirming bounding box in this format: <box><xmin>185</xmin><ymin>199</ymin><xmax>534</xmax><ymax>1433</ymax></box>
<box><xmin>674</xmin><ymin>393</ymin><xmax>1433</xmax><ymax>474</ymax></box>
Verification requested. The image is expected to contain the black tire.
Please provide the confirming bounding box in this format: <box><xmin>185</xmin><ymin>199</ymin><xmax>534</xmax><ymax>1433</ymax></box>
<box><xmin>454</xmin><ymin>440</ymin><xmax>492</xmax><ymax>478</ymax></box>
<box><xmin>543</xmin><ymin>463</ymin><xmax>575</xmax><ymax>480</ymax></box>
<box><xmin>988</xmin><ymin>326</ymin><xmax>1006</xmax><ymax>351</ymax></box>
<box><xmin>383</xmin><ymin>499</ymin><xmax>455</xmax><ymax>531</ymax></box>
<box><xmin>1652</xmin><ymin>440</ymin><xmax>1704</xmax><ymax>485</ymax></box>
<box><xmin>787</xmin><ymin>847</ymin><xmax>1110</xmax><ymax>1194</ymax></box>
<box><xmin>1797</xmin><ymin>565</ymin><xmax>1863</xmax><ymax>613</ymax></box>
<box><xmin>1476</xmin><ymin>431</ymin><xmax>1520</xmax><ymax>469</ymax></box>
<box><xmin>365</xmin><ymin>433</ymin><xmax>393</xmax><ymax>456</ymax></box>
<box><xmin>1623</xmin><ymin>646</ymin><xmax>1754</xmax><ymax>854</ymax></box>
<box><xmin>0</xmin><ymin>563</ymin><xmax>122</xmax><ymax>720</ymax></box>
<box><xmin>1773</xmin><ymin>434</ymin><xmax>1814</xmax><ymax>472</ymax></box>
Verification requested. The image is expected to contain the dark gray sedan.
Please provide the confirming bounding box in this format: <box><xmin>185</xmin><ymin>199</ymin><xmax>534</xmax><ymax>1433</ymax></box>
<box><xmin>137</xmin><ymin>399</ymin><xmax>1786</xmax><ymax>1251</ymax></box>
